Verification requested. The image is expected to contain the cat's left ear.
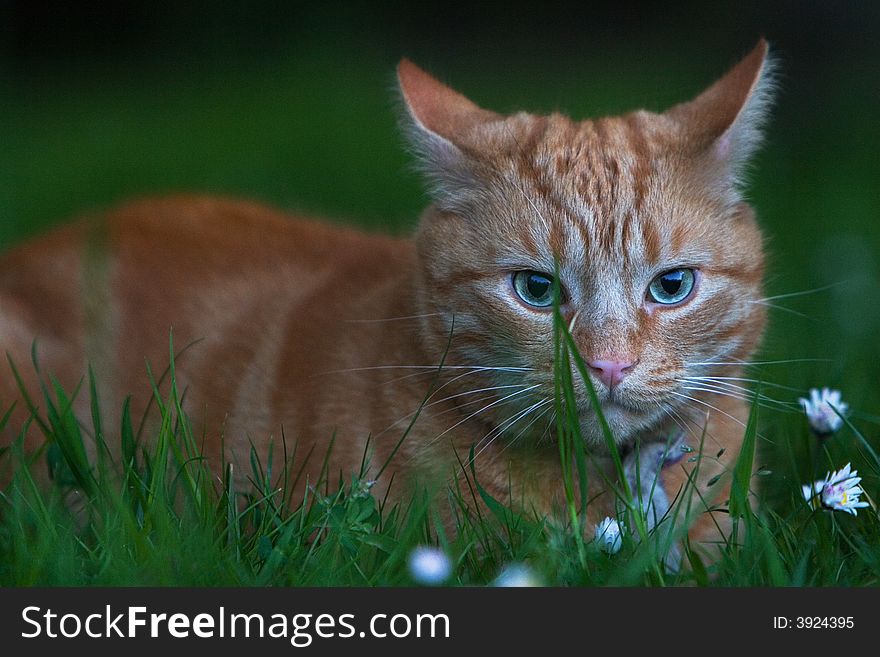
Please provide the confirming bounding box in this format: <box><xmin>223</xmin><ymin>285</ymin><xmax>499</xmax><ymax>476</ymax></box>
<box><xmin>667</xmin><ymin>38</ymin><xmax>776</xmax><ymax>187</ymax></box>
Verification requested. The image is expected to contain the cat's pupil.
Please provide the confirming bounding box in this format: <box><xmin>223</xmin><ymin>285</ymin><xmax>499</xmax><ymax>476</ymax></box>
<box><xmin>527</xmin><ymin>274</ymin><xmax>551</xmax><ymax>299</ymax></box>
<box><xmin>660</xmin><ymin>272</ymin><xmax>683</xmax><ymax>295</ymax></box>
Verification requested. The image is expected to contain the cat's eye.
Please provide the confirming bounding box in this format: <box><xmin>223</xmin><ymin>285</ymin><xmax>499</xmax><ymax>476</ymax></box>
<box><xmin>512</xmin><ymin>271</ymin><xmax>557</xmax><ymax>308</ymax></box>
<box><xmin>647</xmin><ymin>268</ymin><xmax>696</xmax><ymax>305</ymax></box>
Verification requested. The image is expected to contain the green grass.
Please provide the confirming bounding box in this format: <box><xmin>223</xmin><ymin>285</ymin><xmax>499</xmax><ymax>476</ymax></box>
<box><xmin>2</xmin><ymin>45</ymin><xmax>880</xmax><ymax>586</ymax></box>
<box><xmin>1</xmin><ymin>315</ymin><xmax>879</xmax><ymax>587</ymax></box>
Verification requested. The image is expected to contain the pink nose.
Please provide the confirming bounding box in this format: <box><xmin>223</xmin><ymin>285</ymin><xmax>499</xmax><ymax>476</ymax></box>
<box><xmin>587</xmin><ymin>358</ymin><xmax>637</xmax><ymax>390</ymax></box>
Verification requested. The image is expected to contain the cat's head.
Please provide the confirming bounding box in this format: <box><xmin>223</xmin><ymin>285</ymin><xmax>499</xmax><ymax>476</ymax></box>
<box><xmin>400</xmin><ymin>41</ymin><xmax>774</xmax><ymax>446</ymax></box>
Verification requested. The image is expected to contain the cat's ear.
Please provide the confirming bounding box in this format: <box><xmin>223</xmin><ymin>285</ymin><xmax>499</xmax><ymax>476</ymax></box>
<box><xmin>667</xmin><ymin>39</ymin><xmax>776</xmax><ymax>188</ymax></box>
<box><xmin>397</xmin><ymin>59</ymin><xmax>501</xmax><ymax>208</ymax></box>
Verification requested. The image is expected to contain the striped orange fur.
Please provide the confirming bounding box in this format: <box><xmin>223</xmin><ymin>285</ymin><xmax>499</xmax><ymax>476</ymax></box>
<box><xmin>0</xmin><ymin>40</ymin><xmax>774</xmax><ymax>555</ymax></box>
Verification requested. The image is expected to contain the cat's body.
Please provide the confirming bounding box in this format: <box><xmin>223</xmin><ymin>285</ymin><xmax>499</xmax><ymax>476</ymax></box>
<box><xmin>0</xmin><ymin>41</ymin><xmax>774</xmax><ymax>552</ymax></box>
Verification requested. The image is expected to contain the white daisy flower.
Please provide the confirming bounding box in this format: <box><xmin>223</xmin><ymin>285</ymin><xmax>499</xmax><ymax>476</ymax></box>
<box><xmin>799</xmin><ymin>387</ymin><xmax>848</xmax><ymax>436</ymax></box>
<box><xmin>493</xmin><ymin>563</ymin><xmax>542</xmax><ymax>587</ymax></box>
<box><xmin>803</xmin><ymin>463</ymin><xmax>870</xmax><ymax>515</ymax></box>
<box><xmin>594</xmin><ymin>516</ymin><xmax>623</xmax><ymax>554</ymax></box>
<box><xmin>407</xmin><ymin>546</ymin><xmax>452</xmax><ymax>585</ymax></box>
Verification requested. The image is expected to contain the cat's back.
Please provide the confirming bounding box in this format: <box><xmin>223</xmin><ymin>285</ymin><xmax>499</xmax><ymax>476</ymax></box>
<box><xmin>105</xmin><ymin>194</ymin><xmax>406</xmax><ymax>270</ymax></box>
<box><xmin>0</xmin><ymin>195</ymin><xmax>417</xmax><ymax>413</ymax></box>
<box><xmin>1</xmin><ymin>194</ymin><xmax>413</xmax><ymax>321</ymax></box>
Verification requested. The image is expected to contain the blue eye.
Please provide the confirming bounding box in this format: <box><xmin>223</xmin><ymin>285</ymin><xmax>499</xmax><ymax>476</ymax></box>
<box><xmin>512</xmin><ymin>271</ymin><xmax>556</xmax><ymax>308</ymax></box>
<box><xmin>648</xmin><ymin>268</ymin><xmax>696</xmax><ymax>305</ymax></box>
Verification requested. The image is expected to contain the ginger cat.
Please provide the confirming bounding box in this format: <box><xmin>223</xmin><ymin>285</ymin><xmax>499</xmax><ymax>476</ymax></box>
<box><xmin>0</xmin><ymin>40</ymin><xmax>773</xmax><ymax>555</ymax></box>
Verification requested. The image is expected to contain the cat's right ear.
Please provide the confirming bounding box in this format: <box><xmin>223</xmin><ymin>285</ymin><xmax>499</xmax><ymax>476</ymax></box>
<box><xmin>666</xmin><ymin>39</ymin><xmax>776</xmax><ymax>194</ymax></box>
<box><xmin>397</xmin><ymin>59</ymin><xmax>500</xmax><ymax>208</ymax></box>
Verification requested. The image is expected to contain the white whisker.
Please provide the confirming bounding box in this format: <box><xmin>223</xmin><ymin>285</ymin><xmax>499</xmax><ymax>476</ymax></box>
<box><xmin>689</xmin><ymin>358</ymin><xmax>830</xmax><ymax>367</ymax></box>
<box><xmin>680</xmin><ymin>385</ymin><xmax>799</xmax><ymax>412</ymax></box>
<box><xmin>423</xmin><ymin>384</ymin><xmax>544</xmax><ymax>448</ymax></box>
<box><xmin>669</xmin><ymin>391</ymin><xmax>776</xmax><ymax>446</ymax></box>
<box><xmin>668</xmin><ymin>391</ymin><xmax>748</xmax><ymax>431</ymax></box>
<box><xmin>425</xmin><ymin>384</ymin><xmax>532</xmax><ymax>408</ymax></box>
<box><xmin>749</xmin><ymin>301</ymin><xmax>812</xmax><ymax>319</ymax></box>
<box><xmin>660</xmin><ymin>401</ymin><xmax>733</xmax><ymax>456</ymax></box>
<box><xmin>422</xmin><ymin>366</ymin><xmax>530</xmax><ymax>405</ymax></box>
<box><xmin>342</xmin><ymin>312</ymin><xmax>448</xmax><ymax>323</ymax></box>
<box><xmin>680</xmin><ymin>383</ymin><xmax>757</xmax><ymax>403</ymax></box>
<box><xmin>679</xmin><ymin>378</ymin><xmax>801</xmax><ymax>404</ymax></box>
<box><xmin>539</xmin><ymin>410</ymin><xmax>556</xmax><ymax>443</ymax></box>
<box><xmin>754</xmin><ymin>282</ymin><xmax>845</xmax><ymax>302</ymax></box>
<box><xmin>377</xmin><ymin>387</ymin><xmax>536</xmax><ymax>443</ymax></box>
<box><xmin>469</xmin><ymin>399</ymin><xmax>553</xmax><ymax>465</ymax></box>
<box><xmin>474</xmin><ymin>398</ymin><xmax>552</xmax><ymax>450</ymax></box>
<box><xmin>318</xmin><ymin>364</ymin><xmax>533</xmax><ymax>376</ymax></box>
<box><xmin>656</xmin><ymin>402</ymin><xmax>690</xmax><ymax>438</ymax></box>
<box><xmin>682</xmin><ymin>375</ymin><xmax>805</xmax><ymax>393</ymax></box>
<box><xmin>474</xmin><ymin>405</ymin><xmax>554</xmax><ymax>466</ymax></box>
<box><xmin>681</xmin><ymin>378</ymin><xmax>758</xmax><ymax>396</ymax></box>
<box><xmin>509</xmin><ymin>405</ymin><xmax>553</xmax><ymax>445</ymax></box>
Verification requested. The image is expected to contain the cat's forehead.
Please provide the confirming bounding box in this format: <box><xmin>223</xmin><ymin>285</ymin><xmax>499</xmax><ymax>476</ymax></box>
<box><xmin>491</xmin><ymin>112</ymin><xmax>714</xmax><ymax>271</ymax></box>
<box><xmin>504</xmin><ymin>111</ymin><xmax>672</xmax><ymax>211</ymax></box>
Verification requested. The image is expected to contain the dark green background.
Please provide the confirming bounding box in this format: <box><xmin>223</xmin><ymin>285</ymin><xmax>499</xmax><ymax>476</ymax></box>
<box><xmin>2</xmin><ymin>1</ymin><xmax>878</xmax><ymax>434</ymax></box>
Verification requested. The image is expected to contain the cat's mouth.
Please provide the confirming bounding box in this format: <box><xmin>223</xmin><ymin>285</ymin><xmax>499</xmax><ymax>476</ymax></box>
<box><xmin>597</xmin><ymin>399</ymin><xmax>642</xmax><ymax>419</ymax></box>
<box><xmin>578</xmin><ymin>396</ymin><xmax>646</xmax><ymax>423</ymax></box>
<box><xmin>580</xmin><ymin>389</ymin><xmax>645</xmax><ymax>413</ymax></box>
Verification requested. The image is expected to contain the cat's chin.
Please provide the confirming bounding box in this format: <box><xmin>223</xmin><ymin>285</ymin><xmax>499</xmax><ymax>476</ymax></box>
<box><xmin>578</xmin><ymin>402</ymin><xmax>657</xmax><ymax>446</ymax></box>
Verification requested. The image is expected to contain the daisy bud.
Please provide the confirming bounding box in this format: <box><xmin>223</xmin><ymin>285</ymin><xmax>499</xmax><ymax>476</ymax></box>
<box><xmin>799</xmin><ymin>387</ymin><xmax>848</xmax><ymax>436</ymax></box>
<box><xmin>594</xmin><ymin>516</ymin><xmax>623</xmax><ymax>554</ymax></box>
